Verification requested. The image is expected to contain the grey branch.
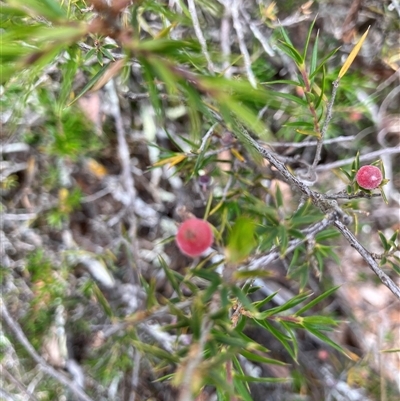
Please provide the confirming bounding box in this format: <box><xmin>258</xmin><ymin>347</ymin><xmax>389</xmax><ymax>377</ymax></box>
<box><xmin>265</xmin><ymin>135</ymin><xmax>356</xmax><ymax>148</ymax></box>
<box><xmin>227</xmin><ymin>117</ymin><xmax>400</xmax><ymax>299</ymax></box>
<box><xmin>312</xmin><ymin>79</ymin><xmax>339</xmax><ymax>168</ymax></box>
<box><xmin>0</xmin><ymin>298</ymin><xmax>95</xmax><ymax>401</ymax></box>
<box><xmin>248</xmin><ymin>216</ymin><xmax>334</xmax><ymax>271</ymax></box>
<box><xmin>177</xmin><ymin>295</ymin><xmax>218</xmax><ymax>401</ymax></box>
<box><xmin>187</xmin><ymin>0</ymin><xmax>215</xmax><ymax>72</ymax></box>
<box><xmin>315</xmin><ymin>146</ymin><xmax>400</xmax><ymax>172</ymax></box>
<box><xmin>232</xmin><ymin>0</ymin><xmax>257</xmax><ymax>87</ymax></box>
<box><xmin>333</xmin><ymin>221</ymin><xmax>400</xmax><ymax>300</ymax></box>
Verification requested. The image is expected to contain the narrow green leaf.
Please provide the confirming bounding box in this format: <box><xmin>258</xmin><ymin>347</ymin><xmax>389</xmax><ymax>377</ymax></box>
<box><xmin>303</xmin><ymin>15</ymin><xmax>318</xmax><ymax>61</ymax></box>
<box><xmin>67</xmin><ymin>62</ymin><xmax>112</xmax><ymax>107</ymax></box>
<box><xmin>272</xmin><ymin>91</ymin><xmax>309</xmax><ymax>107</ymax></box>
<box><xmin>100</xmin><ymin>47</ymin><xmax>115</xmax><ymax>61</ymax></box>
<box><xmin>378</xmin><ymin>231</ymin><xmax>389</xmax><ymax>252</ymax></box>
<box><xmin>279</xmin><ymin>25</ymin><xmax>294</xmax><ymax>46</ymax></box>
<box><xmin>310</xmin><ymin>29</ymin><xmax>319</xmax><ymax>76</ymax></box>
<box><xmin>280</xmin><ymin>320</ymin><xmax>298</xmax><ymax>360</ymax></box>
<box><xmin>240</xmin><ymin>349</ymin><xmax>286</xmax><ymax>366</ymax></box>
<box><xmin>302</xmin><ymin>315</ymin><xmax>338</xmax><ymax>329</ymax></box>
<box><xmin>158</xmin><ymin>256</ymin><xmax>183</xmax><ymax>298</ymax></box>
<box><xmin>309</xmin><ymin>47</ymin><xmax>340</xmax><ymax>79</ymax></box>
<box><xmin>252</xmin><ymin>291</ymin><xmax>278</xmax><ymax>309</ymax></box>
<box><xmin>231</xmin><ymin>286</ymin><xmax>258</xmax><ymax>314</ymax></box>
<box><xmin>278</xmin><ymin>41</ymin><xmax>304</xmax><ymax>66</ymax></box>
<box><xmin>234</xmin><ymin>374</ymin><xmax>289</xmax><ymax>383</ymax></box>
<box><xmin>284</xmin><ymin>121</ymin><xmax>314</xmax><ymax>128</ymax></box>
<box><xmin>305</xmin><ymin>327</ymin><xmax>347</xmax><ymax>356</ymax></box>
<box><xmin>380</xmin><ymin>348</ymin><xmax>400</xmax><ymax>353</ymax></box>
<box><xmin>233</xmin><ymin>377</ymin><xmax>253</xmax><ymax>401</ymax></box>
<box><xmin>262</xmin><ymin>79</ymin><xmax>301</xmax><ymax>86</ymax></box>
<box><xmin>295</xmin><ymin>285</ymin><xmax>340</xmax><ymax>316</ymax></box>
<box><xmin>132</xmin><ymin>340</ymin><xmax>180</xmax><ymax>363</ymax></box>
<box><xmin>212</xmin><ymin>331</ymin><xmax>249</xmax><ymax>348</ymax></box>
<box><xmin>254</xmin><ymin>319</ymin><xmax>295</xmax><ymax>360</ymax></box>
<box><xmin>8</xmin><ymin>0</ymin><xmax>66</xmax><ymax>21</ymax></box>
<box><xmin>275</xmin><ymin>185</ymin><xmax>283</xmax><ymax>208</ymax></box>
<box><xmin>314</xmin><ymin>64</ymin><xmax>326</xmax><ymax>109</ymax></box>
<box><xmin>234</xmin><ymin>269</ymin><xmax>274</xmax><ymax>280</ymax></box>
<box><xmin>389</xmin><ymin>230</ymin><xmax>399</xmax><ymax>245</ymax></box>
<box><xmin>257</xmin><ymin>292</ymin><xmax>311</xmax><ymax>318</ymax></box>
<box><xmin>314</xmin><ymin>229</ymin><xmax>340</xmax><ymax>241</ymax></box>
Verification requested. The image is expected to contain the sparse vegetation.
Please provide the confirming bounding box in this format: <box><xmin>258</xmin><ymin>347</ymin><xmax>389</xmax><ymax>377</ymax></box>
<box><xmin>1</xmin><ymin>1</ymin><xmax>399</xmax><ymax>401</ymax></box>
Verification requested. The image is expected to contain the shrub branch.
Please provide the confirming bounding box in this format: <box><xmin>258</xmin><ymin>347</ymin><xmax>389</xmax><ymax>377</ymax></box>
<box><xmin>0</xmin><ymin>298</ymin><xmax>94</xmax><ymax>401</ymax></box>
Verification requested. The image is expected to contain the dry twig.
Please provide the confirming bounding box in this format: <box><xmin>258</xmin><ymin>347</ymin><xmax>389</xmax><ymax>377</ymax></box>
<box><xmin>0</xmin><ymin>298</ymin><xmax>94</xmax><ymax>401</ymax></box>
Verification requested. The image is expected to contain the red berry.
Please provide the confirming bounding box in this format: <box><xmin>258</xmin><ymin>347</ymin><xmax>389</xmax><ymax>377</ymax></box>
<box><xmin>176</xmin><ymin>218</ymin><xmax>213</xmax><ymax>257</ymax></box>
<box><xmin>355</xmin><ymin>165</ymin><xmax>383</xmax><ymax>190</ymax></box>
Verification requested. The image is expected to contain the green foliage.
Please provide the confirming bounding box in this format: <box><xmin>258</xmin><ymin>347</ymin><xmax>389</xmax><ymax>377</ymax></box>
<box><xmin>2</xmin><ymin>1</ymin><xmax>398</xmax><ymax>400</ymax></box>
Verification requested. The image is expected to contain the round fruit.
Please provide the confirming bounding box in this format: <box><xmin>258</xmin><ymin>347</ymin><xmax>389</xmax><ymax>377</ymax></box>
<box><xmin>355</xmin><ymin>165</ymin><xmax>383</xmax><ymax>190</ymax></box>
<box><xmin>176</xmin><ymin>218</ymin><xmax>213</xmax><ymax>257</ymax></box>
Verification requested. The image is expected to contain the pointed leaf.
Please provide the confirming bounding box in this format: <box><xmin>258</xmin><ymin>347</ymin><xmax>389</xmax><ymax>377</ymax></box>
<box><xmin>338</xmin><ymin>27</ymin><xmax>370</xmax><ymax>79</ymax></box>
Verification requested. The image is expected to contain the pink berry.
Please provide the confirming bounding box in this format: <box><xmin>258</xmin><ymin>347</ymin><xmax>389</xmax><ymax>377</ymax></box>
<box><xmin>176</xmin><ymin>218</ymin><xmax>213</xmax><ymax>257</ymax></box>
<box><xmin>355</xmin><ymin>165</ymin><xmax>383</xmax><ymax>190</ymax></box>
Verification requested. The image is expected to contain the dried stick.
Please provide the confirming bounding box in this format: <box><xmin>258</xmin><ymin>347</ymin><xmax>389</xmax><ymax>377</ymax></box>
<box><xmin>240</xmin><ymin>7</ymin><xmax>275</xmax><ymax>57</ymax></box>
<box><xmin>315</xmin><ymin>146</ymin><xmax>400</xmax><ymax>172</ymax></box>
<box><xmin>265</xmin><ymin>135</ymin><xmax>356</xmax><ymax>148</ymax></box>
<box><xmin>128</xmin><ymin>347</ymin><xmax>141</xmax><ymax>401</ymax></box>
<box><xmin>312</xmin><ymin>80</ymin><xmax>340</xmax><ymax>168</ymax></box>
<box><xmin>106</xmin><ymin>79</ymin><xmax>136</xmax><ymax>204</ymax></box>
<box><xmin>187</xmin><ymin>0</ymin><xmax>215</xmax><ymax>73</ymax></box>
<box><xmin>1</xmin><ymin>365</ymin><xmax>39</xmax><ymax>401</ymax></box>
<box><xmin>325</xmin><ymin>191</ymin><xmax>381</xmax><ymax>200</ymax></box>
<box><xmin>0</xmin><ymin>388</ymin><xmax>16</xmax><ymax>401</ymax></box>
<box><xmin>232</xmin><ymin>0</ymin><xmax>257</xmax><ymax>88</ymax></box>
<box><xmin>0</xmin><ymin>298</ymin><xmax>94</xmax><ymax>401</ymax></box>
<box><xmin>219</xmin><ymin>0</ymin><xmax>232</xmax><ymax>78</ymax></box>
<box><xmin>106</xmin><ymin>79</ymin><xmax>143</xmax><ymax>287</ymax></box>
<box><xmin>248</xmin><ymin>216</ymin><xmax>334</xmax><ymax>271</ymax></box>
<box><xmin>228</xmin><ymin>121</ymin><xmax>400</xmax><ymax>299</ymax></box>
<box><xmin>177</xmin><ymin>316</ymin><xmax>212</xmax><ymax>401</ymax></box>
<box><xmin>197</xmin><ymin>123</ymin><xmax>218</xmax><ymax>154</ymax></box>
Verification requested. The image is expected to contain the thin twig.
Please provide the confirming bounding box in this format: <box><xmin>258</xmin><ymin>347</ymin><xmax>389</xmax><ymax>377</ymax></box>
<box><xmin>0</xmin><ymin>298</ymin><xmax>95</xmax><ymax>401</ymax></box>
<box><xmin>240</xmin><ymin>7</ymin><xmax>275</xmax><ymax>57</ymax></box>
<box><xmin>1</xmin><ymin>213</ymin><xmax>37</xmax><ymax>221</ymax></box>
<box><xmin>0</xmin><ymin>143</ymin><xmax>30</xmax><ymax>153</ymax></box>
<box><xmin>106</xmin><ymin>79</ymin><xmax>136</xmax><ymax>204</ymax></box>
<box><xmin>265</xmin><ymin>136</ymin><xmax>356</xmax><ymax>149</ymax></box>
<box><xmin>389</xmin><ymin>0</ymin><xmax>400</xmax><ymax>17</ymax></box>
<box><xmin>107</xmin><ymin>79</ymin><xmax>143</xmax><ymax>286</ymax></box>
<box><xmin>0</xmin><ymin>162</ymin><xmax>28</xmax><ymax>181</ymax></box>
<box><xmin>101</xmin><ymin>300</ymin><xmax>192</xmax><ymax>338</ymax></box>
<box><xmin>325</xmin><ymin>191</ymin><xmax>382</xmax><ymax>200</ymax></box>
<box><xmin>248</xmin><ymin>216</ymin><xmax>334</xmax><ymax>271</ymax></box>
<box><xmin>333</xmin><ymin>220</ymin><xmax>400</xmax><ymax>300</ymax></box>
<box><xmin>315</xmin><ymin>146</ymin><xmax>400</xmax><ymax>172</ymax></box>
<box><xmin>187</xmin><ymin>0</ymin><xmax>215</xmax><ymax>73</ymax></box>
<box><xmin>177</xmin><ymin>317</ymin><xmax>213</xmax><ymax>401</ymax></box>
<box><xmin>203</xmin><ymin>144</ymin><xmax>234</xmax><ymax>158</ymax></box>
<box><xmin>1</xmin><ymin>365</ymin><xmax>40</xmax><ymax>401</ymax></box>
<box><xmin>312</xmin><ymin>79</ymin><xmax>340</xmax><ymax>168</ymax></box>
<box><xmin>197</xmin><ymin>123</ymin><xmax>218</xmax><ymax>154</ymax></box>
<box><xmin>219</xmin><ymin>0</ymin><xmax>232</xmax><ymax>78</ymax></box>
<box><xmin>237</xmin><ymin>118</ymin><xmax>399</xmax><ymax>297</ymax></box>
<box><xmin>232</xmin><ymin>0</ymin><xmax>257</xmax><ymax>88</ymax></box>
<box><xmin>129</xmin><ymin>347</ymin><xmax>141</xmax><ymax>401</ymax></box>
<box><xmin>0</xmin><ymin>388</ymin><xmax>17</xmax><ymax>401</ymax></box>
